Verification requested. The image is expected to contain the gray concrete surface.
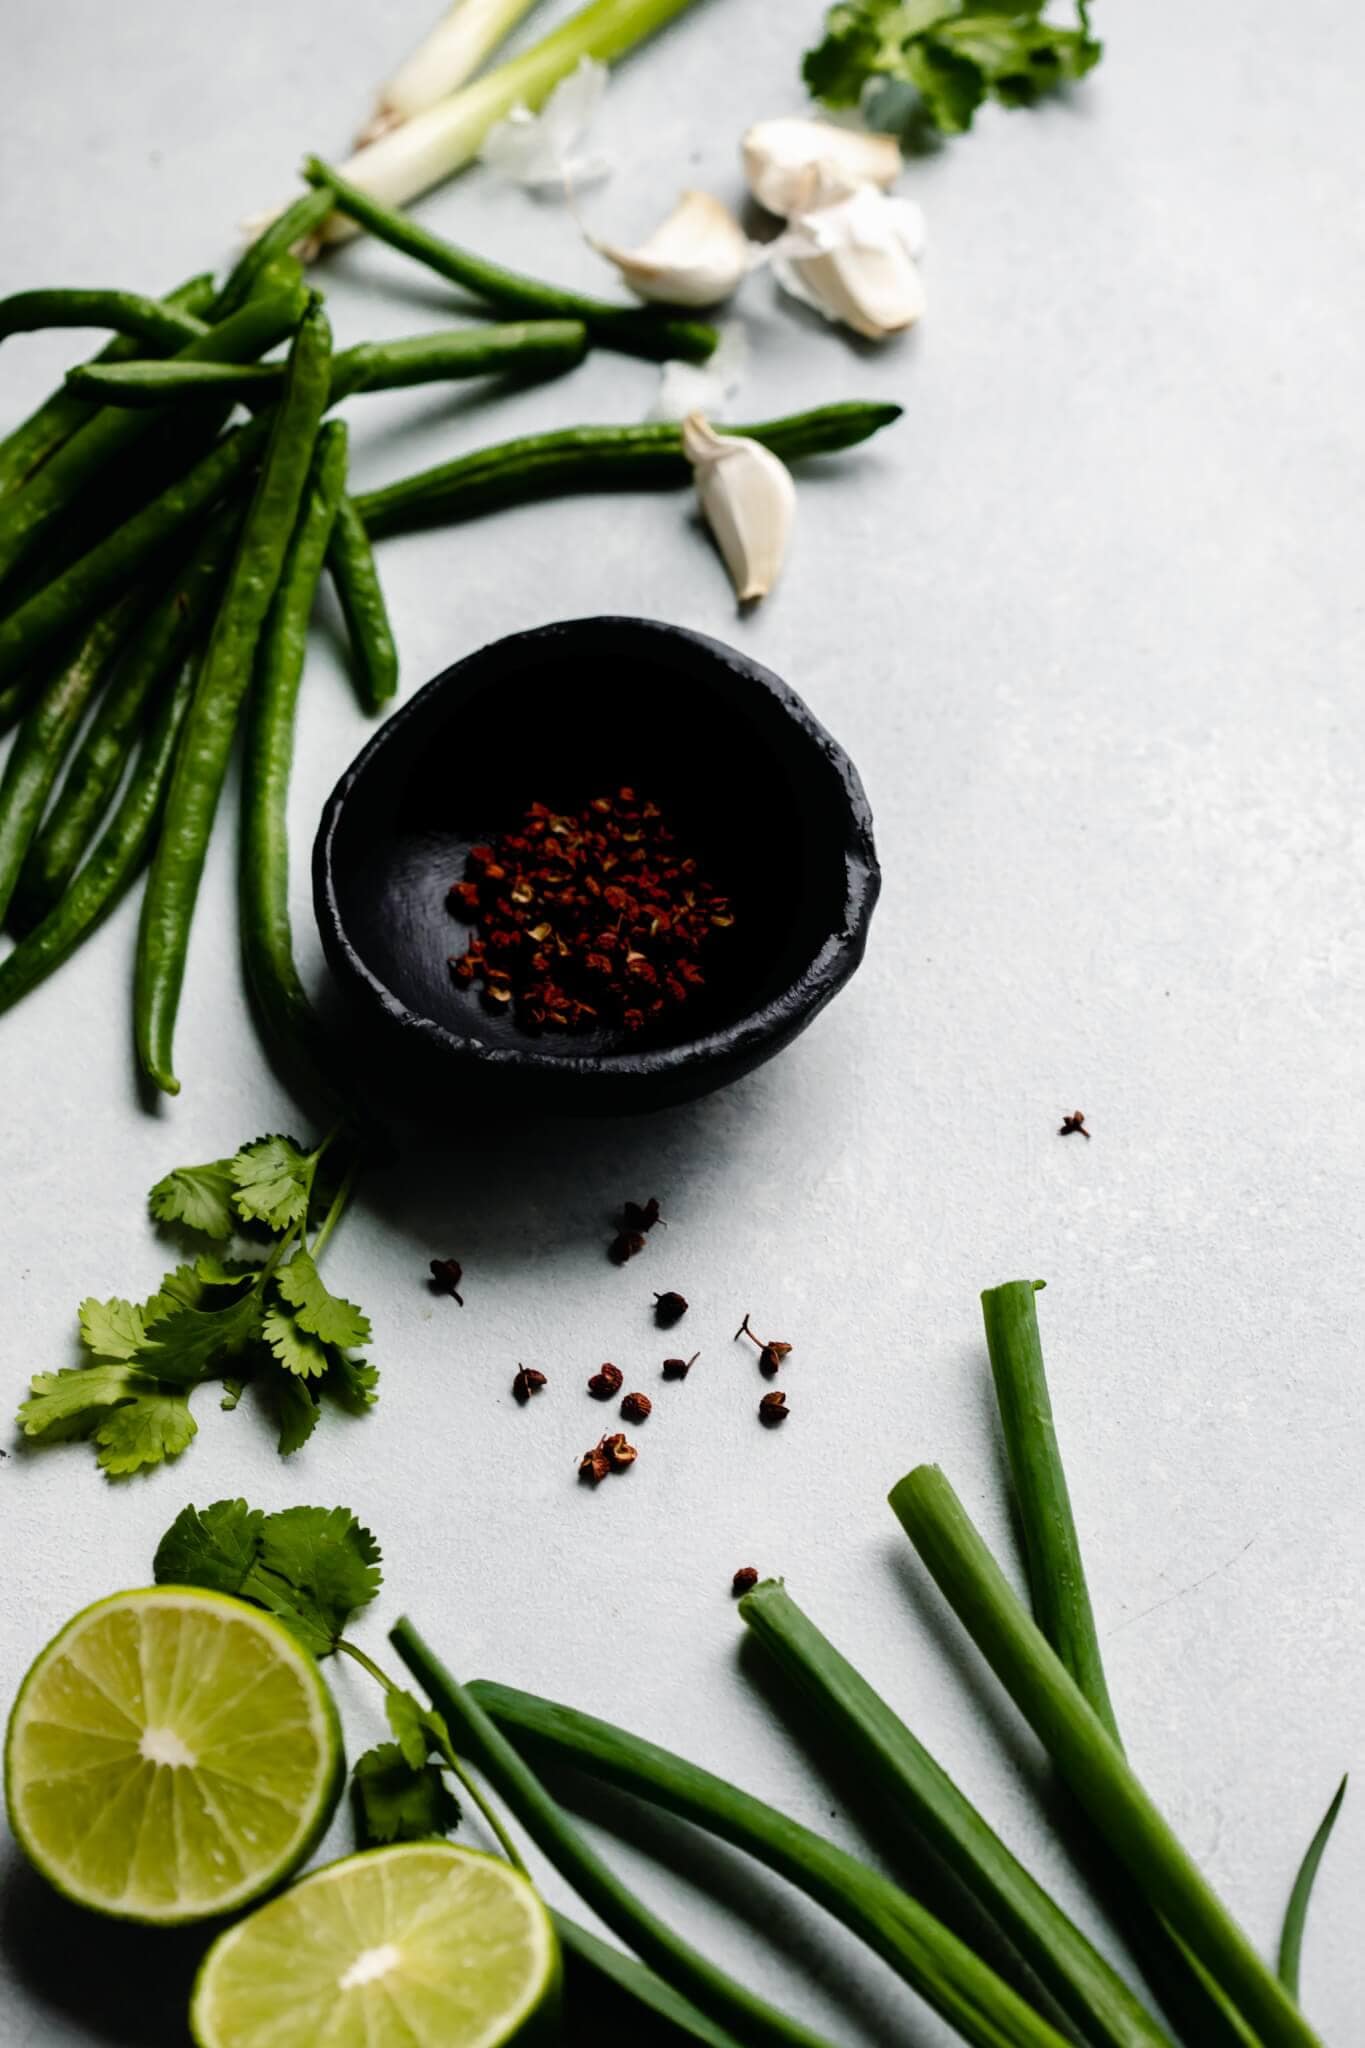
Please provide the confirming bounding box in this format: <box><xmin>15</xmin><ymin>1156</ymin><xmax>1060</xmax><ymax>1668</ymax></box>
<box><xmin>1</xmin><ymin>0</ymin><xmax>1360</xmax><ymax>2041</ymax></box>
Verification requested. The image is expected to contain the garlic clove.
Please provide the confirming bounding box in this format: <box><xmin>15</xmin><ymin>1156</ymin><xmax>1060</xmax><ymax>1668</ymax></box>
<box><xmin>742</xmin><ymin>117</ymin><xmax>902</xmax><ymax>219</ymax></box>
<box><xmin>766</xmin><ymin>186</ymin><xmax>926</xmax><ymax>340</ymax></box>
<box><xmin>681</xmin><ymin>412</ymin><xmax>795</xmax><ymax>602</ymax></box>
<box><xmin>593</xmin><ymin>190</ymin><xmax>752</xmax><ymax>308</ymax></box>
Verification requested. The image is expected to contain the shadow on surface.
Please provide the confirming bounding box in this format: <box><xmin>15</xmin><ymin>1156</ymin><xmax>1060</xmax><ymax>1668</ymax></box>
<box><xmin>0</xmin><ymin>1847</ymin><xmax>204</xmax><ymax>2046</ymax></box>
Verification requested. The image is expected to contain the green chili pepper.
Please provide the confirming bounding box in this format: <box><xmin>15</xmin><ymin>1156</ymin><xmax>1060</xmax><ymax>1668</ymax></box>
<box><xmin>63</xmin><ymin>319</ymin><xmax>590</xmax><ymax>408</ymax></box>
<box><xmin>239</xmin><ymin>418</ymin><xmax>348</xmax><ymax>1088</ymax></box>
<box><xmin>0</xmin><ymin>656</ymin><xmax>196</xmax><ymax>1015</ymax></box>
<box><xmin>328</xmin><ymin>496</ymin><xmax>398</xmax><ymax>709</ymax></box>
<box><xmin>8</xmin><ymin>505</ymin><xmax>243</xmax><ymax>934</ymax></box>
<box><xmin>0</xmin><ymin>272</ymin><xmax>213</xmax><ymax>502</ymax></box>
<box><xmin>0</xmin><ymin>289</ymin><xmax>208</xmax><ymax>352</ymax></box>
<box><xmin>304</xmin><ymin>154</ymin><xmax>718</xmax><ymax>365</ymax></box>
<box><xmin>136</xmin><ymin>298</ymin><xmax>334</xmax><ymax>1096</ymax></box>
<box><xmin>0</xmin><ymin>596</ymin><xmax>144</xmax><ymax>927</ymax></box>
<box><xmin>354</xmin><ymin>402</ymin><xmax>904</xmax><ymax>537</ymax></box>
<box><xmin>0</xmin><ymin>415</ymin><xmax>269</xmax><ymax>688</ymax></box>
<box><xmin>0</xmin><ymin>282</ymin><xmax>307</xmax><ymax>590</ymax></box>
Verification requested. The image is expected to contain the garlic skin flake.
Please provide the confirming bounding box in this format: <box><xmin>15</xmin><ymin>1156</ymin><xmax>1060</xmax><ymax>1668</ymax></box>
<box><xmin>682</xmin><ymin>414</ymin><xmax>795</xmax><ymax>603</ymax></box>
<box><xmin>742</xmin><ymin>117</ymin><xmax>902</xmax><ymax>219</ymax></box>
<box><xmin>768</xmin><ymin>184</ymin><xmax>926</xmax><ymax>340</ymax></box>
<box><xmin>480</xmin><ymin>58</ymin><xmax>612</xmax><ymax>193</ymax></box>
<box><xmin>593</xmin><ymin>190</ymin><xmax>752</xmax><ymax>308</ymax></box>
<box><xmin>649</xmin><ymin>322</ymin><xmax>749</xmax><ymax>423</ymax></box>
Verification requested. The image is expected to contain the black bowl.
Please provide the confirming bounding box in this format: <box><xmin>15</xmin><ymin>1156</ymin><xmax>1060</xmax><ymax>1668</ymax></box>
<box><xmin>313</xmin><ymin>616</ymin><xmax>879</xmax><ymax>1117</ymax></box>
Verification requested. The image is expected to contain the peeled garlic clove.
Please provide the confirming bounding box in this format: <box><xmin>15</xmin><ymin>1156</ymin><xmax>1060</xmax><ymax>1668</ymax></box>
<box><xmin>768</xmin><ymin>186</ymin><xmax>926</xmax><ymax>340</ymax></box>
<box><xmin>593</xmin><ymin>189</ymin><xmax>751</xmax><ymax>308</ymax></box>
<box><xmin>742</xmin><ymin>117</ymin><xmax>902</xmax><ymax>219</ymax></box>
<box><xmin>681</xmin><ymin>412</ymin><xmax>795</xmax><ymax>602</ymax></box>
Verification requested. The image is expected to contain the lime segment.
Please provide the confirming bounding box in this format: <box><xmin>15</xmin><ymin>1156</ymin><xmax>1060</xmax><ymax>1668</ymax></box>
<box><xmin>5</xmin><ymin>1586</ymin><xmax>341</xmax><ymax>1923</ymax></box>
<box><xmin>191</xmin><ymin>1842</ymin><xmax>560</xmax><ymax>2048</ymax></box>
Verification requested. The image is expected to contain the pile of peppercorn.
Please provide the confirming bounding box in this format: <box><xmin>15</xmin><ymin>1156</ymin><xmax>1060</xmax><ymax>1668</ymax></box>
<box><xmin>447</xmin><ymin>790</ymin><xmax>733</xmax><ymax>1034</ymax></box>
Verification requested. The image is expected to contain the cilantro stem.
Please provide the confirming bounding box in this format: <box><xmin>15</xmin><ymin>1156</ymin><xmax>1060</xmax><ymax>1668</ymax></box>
<box><xmin>310</xmin><ymin>1154</ymin><xmax>358</xmax><ymax>1262</ymax></box>
<box><xmin>335</xmin><ymin>1636</ymin><xmax>529</xmax><ymax>1874</ymax></box>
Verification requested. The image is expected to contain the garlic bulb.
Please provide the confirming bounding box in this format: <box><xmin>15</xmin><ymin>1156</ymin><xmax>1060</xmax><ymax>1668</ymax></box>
<box><xmin>681</xmin><ymin>413</ymin><xmax>795</xmax><ymax>602</ymax></box>
<box><xmin>742</xmin><ymin>117</ymin><xmax>902</xmax><ymax>219</ymax></box>
<box><xmin>592</xmin><ymin>190</ymin><xmax>752</xmax><ymax>308</ymax></box>
<box><xmin>766</xmin><ymin>185</ymin><xmax>926</xmax><ymax>340</ymax></box>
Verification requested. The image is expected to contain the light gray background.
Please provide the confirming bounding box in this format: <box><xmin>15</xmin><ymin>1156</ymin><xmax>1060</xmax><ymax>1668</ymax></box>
<box><xmin>2</xmin><ymin>1</ymin><xmax>1360</xmax><ymax>2042</ymax></box>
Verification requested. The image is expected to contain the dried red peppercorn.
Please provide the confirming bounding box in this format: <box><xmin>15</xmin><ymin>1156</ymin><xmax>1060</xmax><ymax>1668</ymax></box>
<box><xmin>1059</xmin><ymin>1109</ymin><xmax>1091</xmax><ymax>1139</ymax></box>
<box><xmin>732</xmin><ymin>1567</ymin><xmax>759</xmax><ymax>1596</ymax></box>
<box><xmin>620</xmin><ymin>1391</ymin><xmax>652</xmax><ymax>1423</ymax></box>
<box><xmin>608</xmin><ymin>1231</ymin><xmax>646</xmax><ymax>1266</ymax></box>
<box><xmin>587</xmin><ymin>1364</ymin><xmax>624</xmax><ymax>1400</ymax></box>
<box><xmin>447</xmin><ymin>791</ymin><xmax>733</xmax><ymax>1036</ymax></box>
<box><xmin>429</xmin><ymin>1258</ymin><xmax>464</xmax><ymax>1304</ymax></box>
<box><xmin>512</xmin><ymin>1367</ymin><xmax>547</xmax><ymax>1404</ymax></box>
<box><xmin>662</xmin><ymin>1351</ymin><xmax>699</xmax><ymax>1380</ymax></box>
<box><xmin>653</xmin><ymin>1290</ymin><xmax>688</xmax><ymax>1328</ymax></box>
<box><xmin>759</xmin><ymin>1390</ymin><xmax>789</xmax><ymax>1426</ymax></box>
<box><xmin>579</xmin><ymin>1442</ymin><xmax>611</xmax><ymax>1485</ymax></box>
<box><xmin>623</xmin><ymin>1197</ymin><xmax>662</xmax><ymax>1234</ymax></box>
<box><xmin>737</xmin><ymin>1313</ymin><xmax>792</xmax><ymax>1374</ymax></box>
<box><xmin>603</xmin><ymin>1432</ymin><xmax>638</xmax><ymax>1471</ymax></box>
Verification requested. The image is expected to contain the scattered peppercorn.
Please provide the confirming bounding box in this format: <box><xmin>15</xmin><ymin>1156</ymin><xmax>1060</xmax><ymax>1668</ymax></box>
<box><xmin>579</xmin><ymin>1441</ymin><xmax>611</xmax><ymax>1486</ymax></box>
<box><xmin>759</xmin><ymin>1390</ymin><xmax>790</xmax><ymax>1426</ymax></box>
<box><xmin>732</xmin><ymin>1567</ymin><xmax>759</xmax><ymax>1596</ymax></box>
<box><xmin>588</xmin><ymin>1364</ymin><xmax>624</xmax><ymax>1400</ymax></box>
<box><xmin>662</xmin><ymin>1351</ymin><xmax>699</xmax><ymax>1380</ymax></box>
<box><xmin>429</xmin><ymin>1258</ymin><xmax>464</xmax><ymax>1304</ymax></box>
<box><xmin>512</xmin><ymin>1366</ymin><xmax>547</xmax><ymax>1404</ymax></box>
<box><xmin>620</xmin><ymin>1391</ymin><xmax>652</xmax><ymax>1423</ymax></box>
<box><xmin>448</xmin><ymin>791</ymin><xmax>733</xmax><ymax>1035</ymax></box>
<box><xmin>737</xmin><ymin>1313</ymin><xmax>793</xmax><ymax>1375</ymax></box>
<box><xmin>1059</xmin><ymin>1109</ymin><xmax>1091</xmax><ymax>1139</ymax></box>
<box><xmin>608</xmin><ymin>1231</ymin><xmax>647</xmax><ymax>1266</ymax></box>
<box><xmin>653</xmin><ymin>1290</ymin><xmax>688</xmax><ymax>1327</ymax></box>
<box><xmin>623</xmin><ymin>1197</ymin><xmax>663</xmax><ymax>1234</ymax></box>
<box><xmin>604</xmin><ymin>1432</ymin><xmax>638</xmax><ymax>1471</ymax></box>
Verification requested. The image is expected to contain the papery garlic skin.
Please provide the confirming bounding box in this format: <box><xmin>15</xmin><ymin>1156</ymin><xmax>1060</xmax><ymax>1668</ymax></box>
<box><xmin>681</xmin><ymin>413</ymin><xmax>795</xmax><ymax>602</ymax></box>
<box><xmin>649</xmin><ymin>322</ymin><xmax>749</xmax><ymax>421</ymax></box>
<box><xmin>767</xmin><ymin>185</ymin><xmax>926</xmax><ymax>340</ymax></box>
<box><xmin>742</xmin><ymin>117</ymin><xmax>902</xmax><ymax>219</ymax></box>
<box><xmin>480</xmin><ymin>58</ymin><xmax>613</xmax><ymax>192</ymax></box>
<box><xmin>593</xmin><ymin>190</ymin><xmax>752</xmax><ymax>307</ymax></box>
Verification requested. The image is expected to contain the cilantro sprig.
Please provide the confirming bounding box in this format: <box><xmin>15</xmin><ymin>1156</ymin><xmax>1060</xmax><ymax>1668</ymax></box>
<box><xmin>803</xmin><ymin>1</ymin><xmax>1101</xmax><ymax>146</ymax></box>
<box><xmin>153</xmin><ymin>1499</ymin><xmax>470</xmax><ymax>1850</ymax></box>
<box><xmin>17</xmin><ymin>1132</ymin><xmax>377</xmax><ymax>1475</ymax></box>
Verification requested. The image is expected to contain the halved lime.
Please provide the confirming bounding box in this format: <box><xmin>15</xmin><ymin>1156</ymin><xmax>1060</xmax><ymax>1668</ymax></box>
<box><xmin>191</xmin><ymin>1842</ymin><xmax>561</xmax><ymax>2048</ymax></box>
<box><xmin>5</xmin><ymin>1586</ymin><xmax>342</xmax><ymax>1924</ymax></box>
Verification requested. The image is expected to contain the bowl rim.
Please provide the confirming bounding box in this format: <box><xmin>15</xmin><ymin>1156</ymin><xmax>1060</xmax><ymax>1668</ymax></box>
<box><xmin>312</xmin><ymin>615</ymin><xmax>879</xmax><ymax>1083</ymax></box>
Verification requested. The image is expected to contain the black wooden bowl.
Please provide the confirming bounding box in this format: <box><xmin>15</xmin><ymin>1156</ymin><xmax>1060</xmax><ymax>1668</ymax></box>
<box><xmin>313</xmin><ymin>617</ymin><xmax>879</xmax><ymax>1117</ymax></box>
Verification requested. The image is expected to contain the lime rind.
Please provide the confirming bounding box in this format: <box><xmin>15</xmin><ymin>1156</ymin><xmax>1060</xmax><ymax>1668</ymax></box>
<box><xmin>5</xmin><ymin>1585</ymin><xmax>342</xmax><ymax>1925</ymax></box>
<box><xmin>190</xmin><ymin>1841</ymin><xmax>561</xmax><ymax>2048</ymax></box>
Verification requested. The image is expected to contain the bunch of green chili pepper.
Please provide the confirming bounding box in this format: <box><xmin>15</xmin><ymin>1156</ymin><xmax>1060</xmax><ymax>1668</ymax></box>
<box><xmin>0</xmin><ymin>175</ymin><xmax>902</xmax><ymax>1099</ymax></box>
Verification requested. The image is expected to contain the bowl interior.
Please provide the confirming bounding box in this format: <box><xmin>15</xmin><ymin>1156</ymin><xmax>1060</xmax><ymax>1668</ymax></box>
<box><xmin>322</xmin><ymin>619</ymin><xmax>865</xmax><ymax>1067</ymax></box>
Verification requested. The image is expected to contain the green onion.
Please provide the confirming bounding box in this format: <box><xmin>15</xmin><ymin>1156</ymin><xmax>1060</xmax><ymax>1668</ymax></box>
<box><xmin>391</xmin><ymin>1616</ymin><xmax>844</xmax><ymax>2048</ymax></box>
<box><xmin>889</xmin><ymin>1464</ymin><xmax>1325</xmax><ymax>2048</ymax></box>
<box><xmin>982</xmin><ymin>1280</ymin><xmax>1259</xmax><ymax>2048</ymax></box>
<box><xmin>734</xmin><ymin>1583</ymin><xmax>1170</xmax><ymax>2048</ymax></box>
<box><xmin>360</xmin><ymin>0</ymin><xmax>548</xmax><ymax>142</ymax></box>
<box><xmin>470</xmin><ymin>1678</ymin><xmax>1076</xmax><ymax>2048</ymax></box>
<box><xmin>553</xmin><ymin>1915</ymin><xmax>749</xmax><ymax>2048</ymax></box>
<box><xmin>321</xmin><ymin>0</ymin><xmax>714</xmax><ymax>220</ymax></box>
<box><xmin>1277</xmin><ymin>1777</ymin><xmax>1347</xmax><ymax>1999</ymax></box>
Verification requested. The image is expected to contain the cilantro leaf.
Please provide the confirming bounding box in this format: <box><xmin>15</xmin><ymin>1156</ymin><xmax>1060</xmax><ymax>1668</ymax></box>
<box><xmin>78</xmin><ymin>1297</ymin><xmax>148</xmax><ymax>1361</ymax></box>
<box><xmin>154</xmin><ymin>1499</ymin><xmax>264</xmax><ymax>1592</ymax></box>
<box><xmin>94</xmin><ymin>1390</ymin><xmax>196</xmax><ymax>1475</ymax></box>
<box><xmin>329</xmin><ymin>1352</ymin><xmax>380</xmax><ymax>1414</ymax></box>
<box><xmin>135</xmin><ymin>1289</ymin><xmax>264</xmax><ymax>1386</ymax></box>
<box><xmin>276</xmin><ymin>1249</ymin><xmax>371</xmax><ymax>1350</ymax></box>
<box><xmin>149</xmin><ymin>1160</ymin><xmax>239</xmax><ymax>1239</ymax></box>
<box><xmin>802</xmin><ymin>0</ymin><xmax>1100</xmax><ymax>142</ymax></box>
<box><xmin>270</xmin><ymin>1372</ymin><xmax>321</xmax><ymax>1454</ymax></box>
<box><xmin>352</xmin><ymin>1743</ymin><xmax>461</xmax><ymax>1847</ymax></box>
<box><xmin>249</xmin><ymin>1505</ymin><xmax>382</xmax><ymax>1655</ymax></box>
<box><xmin>385</xmin><ymin>1687</ymin><xmax>452</xmax><ymax>1773</ymax></box>
<box><xmin>19</xmin><ymin>1365</ymin><xmax>153</xmax><ymax>1439</ymax></box>
<box><xmin>231</xmin><ymin>1135</ymin><xmax>315</xmax><ymax>1232</ymax></box>
<box><xmin>262</xmin><ymin>1299</ymin><xmax>330</xmax><ymax>1379</ymax></box>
